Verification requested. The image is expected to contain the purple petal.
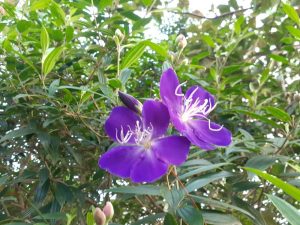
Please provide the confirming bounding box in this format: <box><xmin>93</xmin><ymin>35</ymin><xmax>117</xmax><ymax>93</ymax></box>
<box><xmin>104</xmin><ymin>106</ymin><xmax>141</xmax><ymax>143</ymax></box>
<box><xmin>184</xmin><ymin>126</ymin><xmax>216</xmax><ymax>150</ymax></box>
<box><xmin>99</xmin><ymin>145</ymin><xmax>143</xmax><ymax>178</ymax></box>
<box><xmin>142</xmin><ymin>100</ymin><xmax>170</xmax><ymax>138</ymax></box>
<box><xmin>130</xmin><ymin>151</ymin><xmax>168</xmax><ymax>183</ymax></box>
<box><xmin>189</xmin><ymin>120</ymin><xmax>232</xmax><ymax>147</ymax></box>
<box><xmin>152</xmin><ymin>136</ymin><xmax>190</xmax><ymax>165</ymax></box>
<box><xmin>160</xmin><ymin>68</ymin><xmax>183</xmax><ymax>114</ymax></box>
<box><xmin>185</xmin><ymin>86</ymin><xmax>215</xmax><ymax>115</ymax></box>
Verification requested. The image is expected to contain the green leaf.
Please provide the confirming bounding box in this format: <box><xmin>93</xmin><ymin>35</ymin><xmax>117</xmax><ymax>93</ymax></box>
<box><xmin>244</xmin><ymin>167</ymin><xmax>300</xmax><ymax>201</ymax></box>
<box><xmin>190</xmin><ymin>195</ymin><xmax>255</xmax><ymax>219</ymax></box>
<box><xmin>119</xmin><ymin>69</ymin><xmax>132</xmax><ymax>85</ymax></box>
<box><xmin>86</xmin><ymin>211</ymin><xmax>94</xmax><ymax>225</ymax></box>
<box><xmin>234</xmin><ymin>16</ymin><xmax>244</xmax><ymax>35</ymax></box>
<box><xmin>267</xmin><ymin>195</ymin><xmax>300</xmax><ymax>225</ymax></box>
<box><xmin>179</xmin><ymin>163</ymin><xmax>230</xmax><ymax>179</ymax></box>
<box><xmin>42</xmin><ymin>46</ymin><xmax>63</xmax><ymax>75</ymax></box>
<box><xmin>41</xmin><ymin>26</ymin><xmax>49</xmax><ymax>55</ymax></box>
<box><xmin>177</xmin><ymin>205</ymin><xmax>204</xmax><ymax>225</ymax></box>
<box><xmin>33</xmin><ymin>212</ymin><xmax>67</xmax><ymax>220</ymax></box>
<box><xmin>142</xmin><ymin>0</ymin><xmax>152</xmax><ymax>6</ymax></box>
<box><xmin>55</xmin><ymin>182</ymin><xmax>73</xmax><ymax>206</ymax></box>
<box><xmin>0</xmin><ymin>126</ymin><xmax>36</xmax><ymax>143</ymax></box>
<box><xmin>245</xmin><ymin>156</ymin><xmax>284</xmax><ymax>171</ymax></box>
<box><xmin>202</xmin><ymin>212</ymin><xmax>241</xmax><ymax>225</ymax></box>
<box><xmin>107</xmin><ymin>185</ymin><xmax>164</xmax><ymax>196</ymax></box>
<box><xmin>121</xmin><ymin>42</ymin><xmax>147</xmax><ymax>69</ymax></box>
<box><xmin>269</xmin><ymin>54</ymin><xmax>289</xmax><ymax>64</ymax></box>
<box><xmin>30</xmin><ymin>0</ymin><xmax>52</xmax><ymax>11</ymax></box>
<box><xmin>144</xmin><ymin>40</ymin><xmax>168</xmax><ymax>57</ymax></box>
<box><xmin>232</xmin><ymin>196</ymin><xmax>266</xmax><ymax>225</ymax></box>
<box><xmin>164</xmin><ymin>213</ymin><xmax>178</xmax><ymax>225</ymax></box>
<box><xmin>99</xmin><ymin>0</ymin><xmax>113</xmax><ymax>10</ymax></box>
<box><xmin>286</xmin><ymin>25</ymin><xmax>300</xmax><ymax>39</ymax></box>
<box><xmin>282</xmin><ymin>3</ymin><xmax>300</xmax><ymax>26</ymax></box>
<box><xmin>50</xmin><ymin>1</ymin><xmax>66</xmax><ymax>25</ymax></box>
<box><xmin>202</xmin><ymin>34</ymin><xmax>215</xmax><ymax>48</ymax></box>
<box><xmin>186</xmin><ymin>171</ymin><xmax>233</xmax><ymax>192</ymax></box>
<box><xmin>65</xmin><ymin>26</ymin><xmax>74</xmax><ymax>42</ymax></box>
<box><xmin>263</xmin><ymin>106</ymin><xmax>291</xmax><ymax>122</ymax></box>
<box><xmin>234</xmin><ymin>109</ymin><xmax>281</xmax><ymax>128</ymax></box>
<box><xmin>16</xmin><ymin>20</ymin><xmax>31</xmax><ymax>33</ymax></box>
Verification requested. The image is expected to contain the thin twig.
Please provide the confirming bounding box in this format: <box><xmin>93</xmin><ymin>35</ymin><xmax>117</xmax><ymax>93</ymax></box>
<box><xmin>155</xmin><ymin>7</ymin><xmax>254</xmax><ymax>20</ymax></box>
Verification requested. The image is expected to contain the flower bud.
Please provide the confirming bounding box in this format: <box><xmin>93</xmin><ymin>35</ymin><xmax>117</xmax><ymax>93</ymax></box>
<box><xmin>94</xmin><ymin>208</ymin><xmax>106</xmax><ymax>225</ymax></box>
<box><xmin>115</xmin><ymin>29</ymin><xmax>124</xmax><ymax>41</ymax></box>
<box><xmin>118</xmin><ymin>91</ymin><xmax>143</xmax><ymax>114</ymax></box>
<box><xmin>176</xmin><ymin>34</ymin><xmax>187</xmax><ymax>49</ymax></box>
<box><xmin>103</xmin><ymin>202</ymin><xmax>114</xmax><ymax>221</ymax></box>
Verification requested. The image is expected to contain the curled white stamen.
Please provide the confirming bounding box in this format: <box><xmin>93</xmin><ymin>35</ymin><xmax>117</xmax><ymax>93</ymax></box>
<box><xmin>115</xmin><ymin>126</ymin><xmax>133</xmax><ymax>144</ymax></box>
<box><xmin>195</xmin><ymin>114</ymin><xmax>224</xmax><ymax>132</ymax></box>
<box><xmin>175</xmin><ymin>81</ymin><xmax>186</xmax><ymax>97</ymax></box>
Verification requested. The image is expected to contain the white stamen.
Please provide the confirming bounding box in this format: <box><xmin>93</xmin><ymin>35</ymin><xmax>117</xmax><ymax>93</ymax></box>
<box><xmin>175</xmin><ymin>81</ymin><xmax>186</xmax><ymax>97</ymax></box>
<box><xmin>115</xmin><ymin>126</ymin><xmax>133</xmax><ymax>144</ymax></box>
<box><xmin>175</xmin><ymin>82</ymin><xmax>224</xmax><ymax>132</ymax></box>
<box><xmin>115</xmin><ymin>121</ymin><xmax>154</xmax><ymax>147</ymax></box>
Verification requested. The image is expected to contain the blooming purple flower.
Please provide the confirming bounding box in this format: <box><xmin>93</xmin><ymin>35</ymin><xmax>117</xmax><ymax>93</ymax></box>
<box><xmin>160</xmin><ymin>68</ymin><xmax>232</xmax><ymax>150</ymax></box>
<box><xmin>99</xmin><ymin>99</ymin><xmax>190</xmax><ymax>183</ymax></box>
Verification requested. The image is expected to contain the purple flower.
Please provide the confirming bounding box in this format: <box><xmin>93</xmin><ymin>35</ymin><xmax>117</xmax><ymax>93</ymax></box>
<box><xmin>160</xmin><ymin>68</ymin><xmax>232</xmax><ymax>150</ymax></box>
<box><xmin>99</xmin><ymin>99</ymin><xmax>190</xmax><ymax>183</ymax></box>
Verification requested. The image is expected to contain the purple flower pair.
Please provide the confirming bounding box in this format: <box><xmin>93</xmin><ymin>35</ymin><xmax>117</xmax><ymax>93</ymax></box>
<box><xmin>99</xmin><ymin>68</ymin><xmax>232</xmax><ymax>183</ymax></box>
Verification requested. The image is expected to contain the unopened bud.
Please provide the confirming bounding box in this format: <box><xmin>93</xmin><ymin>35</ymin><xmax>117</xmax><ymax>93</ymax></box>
<box><xmin>118</xmin><ymin>91</ymin><xmax>143</xmax><ymax>114</ymax></box>
<box><xmin>94</xmin><ymin>208</ymin><xmax>106</xmax><ymax>225</ymax></box>
<box><xmin>0</xmin><ymin>6</ymin><xmax>6</xmax><ymax>15</ymax></box>
<box><xmin>103</xmin><ymin>202</ymin><xmax>114</xmax><ymax>221</ymax></box>
<box><xmin>168</xmin><ymin>51</ymin><xmax>176</xmax><ymax>63</ymax></box>
<box><xmin>115</xmin><ymin>29</ymin><xmax>124</xmax><ymax>41</ymax></box>
<box><xmin>176</xmin><ymin>34</ymin><xmax>187</xmax><ymax>49</ymax></box>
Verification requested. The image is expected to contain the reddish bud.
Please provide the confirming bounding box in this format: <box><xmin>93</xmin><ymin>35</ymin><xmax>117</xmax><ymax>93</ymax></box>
<box><xmin>103</xmin><ymin>201</ymin><xmax>114</xmax><ymax>221</ymax></box>
<box><xmin>94</xmin><ymin>208</ymin><xmax>106</xmax><ymax>225</ymax></box>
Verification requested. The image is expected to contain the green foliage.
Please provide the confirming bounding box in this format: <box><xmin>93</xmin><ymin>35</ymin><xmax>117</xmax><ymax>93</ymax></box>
<box><xmin>0</xmin><ymin>0</ymin><xmax>299</xmax><ymax>224</ymax></box>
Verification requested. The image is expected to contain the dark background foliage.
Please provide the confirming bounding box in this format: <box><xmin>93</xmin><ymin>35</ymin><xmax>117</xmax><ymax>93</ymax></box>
<box><xmin>0</xmin><ymin>0</ymin><xmax>299</xmax><ymax>224</ymax></box>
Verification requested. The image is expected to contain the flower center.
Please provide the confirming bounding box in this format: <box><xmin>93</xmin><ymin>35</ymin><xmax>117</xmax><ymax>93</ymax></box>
<box><xmin>115</xmin><ymin>121</ymin><xmax>153</xmax><ymax>148</ymax></box>
<box><xmin>175</xmin><ymin>82</ymin><xmax>223</xmax><ymax>132</ymax></box>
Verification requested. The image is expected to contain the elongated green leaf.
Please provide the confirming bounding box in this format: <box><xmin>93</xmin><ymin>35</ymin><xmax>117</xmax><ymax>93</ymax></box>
<box><xmin>0</xmin><ymin>127</ymin><xmax>36</xmax><ymax>143</ymax></box>
<box><xmin>107</xmin><ymin>185</ymin><xmax>164</xmax><ymax>196</ymax></box>
<box><xmin>190</xmin><ymin>195</ymin><xmax>254</xmax><ymax>219</ymax></box>
<box><xmin>42</xmin><ymin>46</ymin><xmax>63</xmax><ymax>75</ymax></box>
<box><xmin>283</xmin><ymin>3</ymin><xmax>300</xmax><ymax>26</ymax></box>
<box><xmin>33</xmin><ymin>212</ymin><xmax>67</xmax><ymax>220</ymax></box>
<box><xmin>202</xmin><ymin>212</ymin><xmax>241</xmax><ymax>225</ymax></box>
<box><xmin>121</xmin><ymin>42</ymin><xmax>147</xmax><ymax>69</ymax></box>
<box><xmin>178</xmin><ymin>205</ymin><xmax>204</xmax><ymax>225</ymax></box>
<box><xmin>232</xmin><ymin>196</ymin><xmax>266</xmax><ymax>225</ymax></box>
<box><xmin>41</xmin><ymin>26</ymin><xmax>49</xmax><ymax>54</ymax></box>
<box><xmin>30</xmin><ymin>0</ymin><xmax>52</xmax><ymax>11</ymax></box>
<box><xmin>186</xmin><ymin>171</ymin><xmax>233</xmax><ymax>192</ymax></box>
<box><xmin>179</xmin><ymin>163</ymin><xmax>230</xmax><ymax>179</ymax></box>
<box><xmin>144</xmin><ymin>40</ymin><xmax>168</xmax><ymax>57</ymax></box>
<box><xmin>286</xmin><ymin>25</ymin><xmax>300</xmax><ymax>39</ymax></box>
<box><xmin>244</xmin><ymin>167</ymin><xmax>300</xmax><ymax>201</ymax></box>
<box><xmin>267</xmin><ymin>195</ymin><xmax>300</xmax><ymax>225</ymax></box>
<box><xmin>263</xmin><ymin>106</ymin><xmax>291</xmax><ymax>122</ymax></box>
<box><xmin>235</xmin><ymin>109</ymin><xmax>281</xmax><ymax>128</ymax></box>
<box><xmin>269</xmin><ymin>54</ymin><xmax>289</xmax><ymax>64</ymax></box>
<box><xmin>164</xmin><ymin>213</ymin><xmax>178</xmax><ymax>225</ymax></box>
